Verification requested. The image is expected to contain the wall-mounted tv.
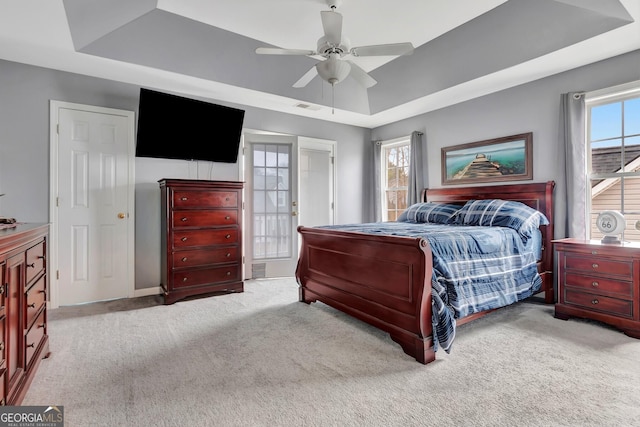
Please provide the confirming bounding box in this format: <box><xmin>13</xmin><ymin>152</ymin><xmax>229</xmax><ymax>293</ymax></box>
<box><xmin>135</xmin><ymin>88</ymin><xmax>245</xmax><ymax>163</ymax></box>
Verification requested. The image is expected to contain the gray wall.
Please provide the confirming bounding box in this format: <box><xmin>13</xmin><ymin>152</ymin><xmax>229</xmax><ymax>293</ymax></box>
<box><xmin>0</xmin><ymin>59</ymin><xmax>370</xmax><ymax>290</ymax></box>
<box><xmin>1</xmin><ymin>49</ymin><xmax>639</xmax><ymax>291</ymax></box>
<box><xmin>371</xmin><ymin>49</ymin><xmax>640</xmax><ymax>238</ymax></box>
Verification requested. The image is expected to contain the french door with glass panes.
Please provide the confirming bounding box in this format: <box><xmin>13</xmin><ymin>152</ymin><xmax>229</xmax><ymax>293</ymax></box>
<box><xmin>245</xmin><ymin>134</ymin><xmax>299</xmax><ymax>278</ymax></box>
<box><xmin>244</xmin><ymin>133</ymin><xmax>335</xmax><ymax>279</ymax></box>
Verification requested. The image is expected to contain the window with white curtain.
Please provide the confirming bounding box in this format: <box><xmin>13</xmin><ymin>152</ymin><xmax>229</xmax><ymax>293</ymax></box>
<box><xmin>586</xmin><ymin>83</ymin><xmax>640</xmax><ymax>241</ymax></box>
<box><xmin>380</xmin><ymin>136</ymin><xmax>411</xmax><ymax>221</ymax></box>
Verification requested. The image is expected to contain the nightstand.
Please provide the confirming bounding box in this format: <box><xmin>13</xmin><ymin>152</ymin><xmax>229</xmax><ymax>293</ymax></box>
<box><xmin>554</xmin><ymin>238</ymin><xmax>640</xmax><ymax>338</ymax></box>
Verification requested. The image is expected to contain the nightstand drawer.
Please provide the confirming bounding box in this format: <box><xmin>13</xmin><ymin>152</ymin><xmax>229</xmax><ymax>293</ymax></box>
<box><xmin>565</xmin><ymin>254</ymin><xmax>632</xmax><ymax>278</ymax></box>
<box><xmin>564</xmin><ymin>289</ymin><xmax>633</xmax><ymax>318</ymax></box>
<box><xmin>565</xmin><ymin>273</ymin><xmax>633</xmax><ymax>298</ymax></box>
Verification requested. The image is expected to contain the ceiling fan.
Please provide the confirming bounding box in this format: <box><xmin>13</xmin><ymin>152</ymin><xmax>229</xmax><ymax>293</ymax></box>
<box><xmin>255</xmin><ymin>0</ymin><xmax>414</xmax><ymax>89</ymax></box>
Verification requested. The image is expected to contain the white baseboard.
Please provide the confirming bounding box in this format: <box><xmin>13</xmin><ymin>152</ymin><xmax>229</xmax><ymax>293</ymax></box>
<box><xmin>134</xmin><ymin>286</ymin><xmax>163</xmax><ymax>298</ymax></box>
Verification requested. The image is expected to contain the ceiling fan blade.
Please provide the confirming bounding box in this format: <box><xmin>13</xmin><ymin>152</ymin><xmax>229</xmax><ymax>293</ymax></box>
<box><xmin>345</xmin><ymin>61</ymin><xmax>377</xmax><ymax>88</ymax></box>
<box><xmin>321</xmin><ymin>10</ymin><xmax>342</xmax><ymax>46</ymax></box>
<box><xmin>293</xmin><ymin>66</ymin><xmax>318</xmax><ymax>88</ymax></box>
<box><xmin>255</xmin><ymin>47</ymin><xmax>316</xmax><ymax>56</ymax></box>
<box><xmin>350</xmin><ymin>42</ymin><xmax>414</xmax><ymax>57</ymax></box>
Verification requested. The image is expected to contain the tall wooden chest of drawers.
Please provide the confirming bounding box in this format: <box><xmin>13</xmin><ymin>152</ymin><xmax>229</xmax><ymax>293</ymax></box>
<box><xmin>0</xmin><ymin>223</ymin><xmax>50</xmax><ymax>405</ymax></box>
<box><xmin>554</xmin><ymin>238</ymin><xmax>640</xmax><ymax>338</ymax></box>
<box><xmin>159</xmin><ymin>179</ymin><xmax>244</xmax><ymax>304</ymax></box>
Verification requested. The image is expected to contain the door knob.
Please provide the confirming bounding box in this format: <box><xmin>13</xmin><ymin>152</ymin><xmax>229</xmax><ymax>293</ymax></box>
<box><xmin>118</xmin><ymin>213</ymin><xmax>126</xmax><ymax>219</ymax></box>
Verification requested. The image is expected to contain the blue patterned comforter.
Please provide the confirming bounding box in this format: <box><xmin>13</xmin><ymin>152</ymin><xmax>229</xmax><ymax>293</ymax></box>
<box><xmin>317</xmin><ymin>222</ymin><xmax>542</xmax><ymax>353</ymax></box>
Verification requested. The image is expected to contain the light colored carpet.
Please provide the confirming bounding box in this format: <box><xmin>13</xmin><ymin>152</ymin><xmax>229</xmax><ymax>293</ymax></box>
<box><xmin>24</xmin><ymin>278</ymin><xmax>640</xmax><ymax>427</ymax></box>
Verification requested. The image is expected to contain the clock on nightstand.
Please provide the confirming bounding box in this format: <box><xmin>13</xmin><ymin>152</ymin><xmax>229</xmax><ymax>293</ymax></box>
<box><xmin>596</xmin><ymin>210</ymin><xmax>625</xmax><ymax>244</ymax></box>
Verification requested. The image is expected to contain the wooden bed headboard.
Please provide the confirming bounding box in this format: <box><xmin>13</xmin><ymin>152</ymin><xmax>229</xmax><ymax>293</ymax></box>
<box><xmin>422</xmin><ymin>181</ymin><xmax>556</xmax><ymax>298</ymax></box>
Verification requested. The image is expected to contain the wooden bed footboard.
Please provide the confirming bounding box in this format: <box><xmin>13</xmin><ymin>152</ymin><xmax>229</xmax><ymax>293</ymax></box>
<box><xmin>295</xmin><ymin>227</ymin><xmax>437</xmax><ymax>364</ymax></box>
<box><xmin>296</xmin><ymin>181</ymin><xmax>555</xmax><ymax>364</ymax></box>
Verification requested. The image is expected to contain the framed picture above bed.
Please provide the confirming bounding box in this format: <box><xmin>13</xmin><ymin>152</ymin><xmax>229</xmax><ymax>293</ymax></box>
<box><xmin>441</xmin><ymin>132</ymin><xmax>533</xmax><ymax>185</ymax></box>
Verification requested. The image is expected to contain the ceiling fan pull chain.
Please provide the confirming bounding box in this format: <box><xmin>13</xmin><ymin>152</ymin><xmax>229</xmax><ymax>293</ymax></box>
<box><xmin>332</xmin><ymin>83</ymin><xmax>335</xmax><ymax>114</ymax></box>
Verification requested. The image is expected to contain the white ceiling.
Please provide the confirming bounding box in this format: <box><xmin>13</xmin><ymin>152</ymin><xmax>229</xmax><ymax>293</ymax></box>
<box><xmin>0</xmin><ymin>0</ymin><xmax>639</xmax><ymax>128</ymax></box>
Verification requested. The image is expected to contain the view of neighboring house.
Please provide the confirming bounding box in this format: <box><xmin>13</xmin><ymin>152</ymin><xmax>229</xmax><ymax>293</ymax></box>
<box><xmin>590</xmin><ymin>145</ymin><xmax>640</xmax><ymax>241</ymax></box>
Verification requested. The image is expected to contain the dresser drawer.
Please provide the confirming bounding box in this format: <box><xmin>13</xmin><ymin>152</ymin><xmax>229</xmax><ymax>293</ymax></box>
<box><xmin>172</xmin><ymin>247</ymin><xmax>239</xmax><ymax>268</ymax></box>
<box><xmin>25</xmin><ymin>240</ymin><xmax>45</xmax><ymax>285</ymax></box>
<box><xmin>0</xmin><ymin>316</ymin><xmax>5</xmax><ymax>367</ymax></box>
<box><xmin>565</xmin><ymin>272</ymin><xmax>633</xmax><ymax>298</ymax></box>
<box><xmin>564</xmin><ymin>254</ymin><xmax>633</xmax><ymax>278</ymax></box>
<box><xmin>25</xmin><ymin>310</ymin><xmax>46</xmax><ymax>369</ymax></box>
<box><xmin>564</xmin><ymin>289</ymin><xmax>633</xmax><ymax>318</ymax></box>
<box><xmin>173</xmin><ymin>265</ymin><xmax>240</xmax><ymax>289</ymax></box>
<box><xmin>173</xmin><ymin>190</ymin><xmax>238</xmax><ymax>208</ymax></box>
<box><xmin>173</xmin><ymin>229</ymin><xmax>238</xmax><ymax>248</ymax></box>
<box><xmin>0</xmin><ymin>369</ymin><xmax>5</xmax><ymax>405</ymax></box>
<box><xmin>25</xmin><ymin>275</ymin><xmax>46</xmax><ymax>329</ymax></box>
<box><xmin>172</xmin><ymin>210</ymin><xmax>238</xmax><ymax>228</ymax></box>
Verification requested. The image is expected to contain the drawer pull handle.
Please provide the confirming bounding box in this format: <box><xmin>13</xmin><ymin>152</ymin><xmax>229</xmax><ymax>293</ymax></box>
<box><xmin>0</xmin><ymin>342</ymin><xmax>4</xmax><ymax>351</ymax></box>
<box><xmin>226</xmin><ymin>271</ymin><xmax>231</xmax><ymax>276</ymax></box>
<box><xmin>182</xmin><ymin>277</ymin><xmax>188</xmax><ymax>282</ymax></box>
<box><xmin>26</xmin><ymin>343</ymin><xmax>35</xmax><ymax>349</ymax></box>
<box><xmin>226</xmin><ymin>197</ymin><xmax>230</xmax><ymax>201</ymax></box>
<box><xmin>181</xmin><ymin>217</ymin><xmax>188</xmax><ymax>222</ymax></box>
<box><xmin>26</xmin><ymin>263</ymin><xmax>35</xmax><ymax>268</ymax></box>
<box><xmin>181</xmin><ymin>197</ymin><xmax>188</xmax><ymax>201</ymax></box>
<box><xmin>225</xmin><ymin>234</ymin><xmax>231</xmax><ymax>239</ymax></box>
<box><xmin>27</xmin><ymin>303</ymin><xmax>36</xmax><ymax>308</ymax></box>
<box><xmin>181</xmin><ymin>237</ymin><xmax>188</xmax><ymax>242</ymax></box>
<box><xmin>592</xmin><ymin>281</ymin><xmax>599</xmax><ymax>287</ymax></box>
<box><xmin>225</xmin><ymin>216</ymin><xmax>231</xmax><ymax>220</ymax></box>
<box><xmin>592</xmin><ymin>263</ymin><xmax>598</xmax><ymax>269</ymax></box>
<box><xmin>181</xmin><ymin>257</ymin><xmax>188</xmax><ymax>262</ymax></box>
<box><xmin>38</xmin><ymin>323</ymin><xmax>45</xmax><ymax>329</ymax></box>
<box><xmin>37</xmin><ymin>255</ymin><xmax>45</xmax><ymax>260</ymax></box>
<box><xmin>226</xmin><ymin>253</ymin><xmax>231</xmax><ymax>257</ymax></box>
<box><xmin>592</xmin><ymin>299</ymin><xmax>599</xmax><ymax>305</ymax></box>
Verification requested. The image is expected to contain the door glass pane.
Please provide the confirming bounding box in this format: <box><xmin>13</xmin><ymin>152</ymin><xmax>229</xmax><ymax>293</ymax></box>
<box><xmin>252</xmin><ymin>143</ymin><xmax>292</xmax><ymax>260</ymax></box>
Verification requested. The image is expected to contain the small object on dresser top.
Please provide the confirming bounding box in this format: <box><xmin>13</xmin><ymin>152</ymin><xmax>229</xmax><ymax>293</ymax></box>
<box><xmin>0</xmin><ymin>217</ymin><xmax>17</xmax><ymax>224</ymax></box>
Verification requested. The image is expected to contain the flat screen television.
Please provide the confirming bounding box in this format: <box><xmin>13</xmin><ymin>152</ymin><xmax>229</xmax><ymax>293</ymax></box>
<box><xmin>135</xmin><ymin>88</ymin><xmax>245</xmax><ymax>163</ymax></box>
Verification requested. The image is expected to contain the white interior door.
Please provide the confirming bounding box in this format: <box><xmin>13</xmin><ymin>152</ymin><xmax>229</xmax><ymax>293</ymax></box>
<box><xmin>243</xmin><ymin>133</ymin><xmax>335</xmax><ymax>279</ymax></box>
<box><xmin>298</xmin><ymin>137</ymin><xmax>335</xmax><ymax>228</ymax></box>
<box><xmin>51</xmin><ymin>102</ymin><xmax>135</xmax><ymax>306</ymax></box>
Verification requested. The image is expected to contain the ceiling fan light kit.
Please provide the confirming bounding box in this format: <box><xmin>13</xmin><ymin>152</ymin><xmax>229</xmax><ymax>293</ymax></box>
<box><xmin>316</xmin><ymin>54</ymin><xmax>351</xmax><ymax>85</ymax></box>
<box><xmin>255</xmin><ymin>0</ymin><xmax>414</xmax><ymax>93</ymax></box>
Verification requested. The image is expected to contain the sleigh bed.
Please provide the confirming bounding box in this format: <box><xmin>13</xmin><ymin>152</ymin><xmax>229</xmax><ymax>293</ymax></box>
<box><xmin>295</xmin><ymin>181</ymin><xmax>555</xmax><ymax>364</ymax></box>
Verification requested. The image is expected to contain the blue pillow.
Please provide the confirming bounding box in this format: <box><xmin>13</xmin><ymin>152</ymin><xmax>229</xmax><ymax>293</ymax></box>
<box><xmin>453</xmin><ymin>199</ymin><xmax>549</xmax><ymax>241</ymax></box>
<box><xmin>397</xmin><ymin>202</ymin><xmax>461</xmax><ymax>224</ymax></box>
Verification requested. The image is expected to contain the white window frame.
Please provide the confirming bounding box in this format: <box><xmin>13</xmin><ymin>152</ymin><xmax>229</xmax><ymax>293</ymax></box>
<box><xmin>585</xmin><ymin>80</ymin><xmax>640</xmax><ymax>240</ymax></box>
<box><xmin>379</xmin><ymin>135</ymin><xmax>411</xmax><ymax>222</ymax></box>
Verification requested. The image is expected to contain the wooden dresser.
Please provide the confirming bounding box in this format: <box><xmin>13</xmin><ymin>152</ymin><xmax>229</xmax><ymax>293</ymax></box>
<box><xmin>0</xmin><ymin>223</ymin><xmax>49</xmax><ymax>405</ymax></box>
<box><xmin>554</xmin><ymin>238</ymin><xmax>640</xmax><ymax>338</ymax></box>
<box><xmin>159</xmin><ymin>179</ymin><xmax>244</xmax><ymax>304</ymax></box>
